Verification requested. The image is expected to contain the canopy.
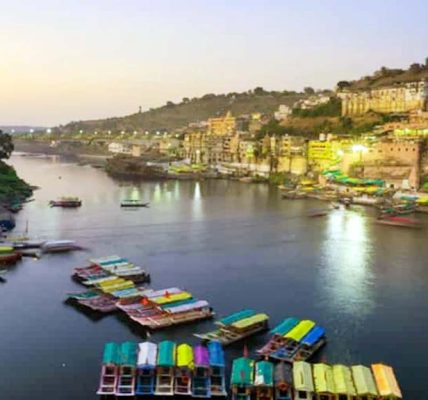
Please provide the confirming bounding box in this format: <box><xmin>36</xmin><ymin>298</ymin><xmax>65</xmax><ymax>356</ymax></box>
<box><xmin>177</xmin><ymin>344</ymin><xmax>194</xmax><ymax>369</ymax></box>
<box><xmin>146</xmin><ymin>287</ymin><xmax>182</xmax><ymax>298</ymax></box>
<box><xmin>293</xmin><ymin>361</ymin><xmax>314</xmax><ymax>392</ymax></box>
<box><xmin>274</xmin><ymin>362</ymin><xmax>292</xmax><ymax>386</ymax></box>
<box><xmin>332</xmin><ymin>365</ymin><xmax>356</xmax><ymax>395</ymax></box>
<box><xmin>284</xmin><ymin>320</ymin><xmax>315</xmax><ymax>342</ymax></box>
<box><xmin>218</xmin><ymin>309</ymin><xmax>256</xmax><ymax>326</ymax></box>
<box><xmin>166</xmin><ymin>300</ymin><xmax>209</xmax><ymax>314</ymax></box>
<box><xmin>157</xmin><ymin>341</ymin><xmax>176</xmax><ymax>367</ymax></box>
<box><xmin>194</xmin><ymin>345</ymin><xmax>209</xmax><ymax>367</ymax></box>
<box><xmin>119</xmin><ymin>342</ymin><xmax>138</xmax><ymax>366</ymax></box>
<box><xmin>254</xmin><ymin>361</ymin><xmax>274</xmax><ymax>386</ymax></box>
<box><xmin>231</xmin><ymin>357</ymin><xmax>254</xmax><ymax>386</ymax></box>
<box><xmin>152</xmin><ymin>291</ymin><xmax>192</xmax><ymax>305</ymax></box>
<box><xmin>351</xmin><ymin>365</ymin><xmax>378</xmax><ymax>396</ymax></box>
<box><xmin>137</xmin><ymin>342</ymin><xmax>157</xmax><ymax>367</ymax></box>
<box><xmin>371</xmin><ymin>364</ymin><xmax>402</xmax><ymax>398</ymax></box>
<box><xmin>90</xmin><ymin>255</ymin><xmax>127</xmax><ymax>265</ymax></box>
<box><xmin>0</xmin><ymin>246</ymin><xmax>14</xmax><ymax>254</ymax></box>
<box><xmin>102</xmin><ymin>342</ymin><xmax>119</xmax><ymax>365</ymax></box>
<box><xmin>231</xmin><ymin>313</ymin><xmax>269</xmax><ymax>329</ymax></box>
<box><xmin>208</xmin><ymin>341</ymin><xmax>225</xmax><ymax>367</ymax></box>
<box><xmin>270</xmin><ymin>317</ymin><xmax>300</xmax><ymax>336</ymax></box>
<box><xmin>161</xmin><ymin>298</ymin><xmax>197</xmax><ymax>309</ymax></box>
<box><xmin>301</xmin><ymin>326</ymin><xmax>325</xmax><ymax>346</ymax></box>
<box><xmin>313</xmin><ymin>363</ymin><xmax>335</xmax><ymax>393</ymax></box>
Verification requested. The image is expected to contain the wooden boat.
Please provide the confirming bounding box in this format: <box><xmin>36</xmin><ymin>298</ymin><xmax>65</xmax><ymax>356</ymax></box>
<box><xmin>274</xmin><ymin>362</ymin><xmax>293</xmax><ymax>400</ymax></box>
<box><xmin>115</xmin><ymin>342</ymin><xmax>138</xmax><ymax>396</ymax></box>
<box><xmin>78</xmin><ymin>293</ymin><xmax>118</xmax><ymax>312</ymax></box>
<box><xmin>254</xmin><ymin>360</ymin><xmax>274</xmax><ymax>400</ymax></box>
<box><xmin>351</xmin><ymin>365</ymin><xmax>378</xmax><ymax>400</ymax></box>
<box><xmin>293</xmin><ymin>326</ymin><xmax>326</xmax><ymax>361</ymax></box>
<box><xmin>135</xmin><ymin>342</ymin><xmax>157</xmax><ymax>396</ymax></box>
<box><xmin>192</xmin><ymin>345</ymin><xmax>211</xmax><ymax>398</ymax></box>
<box><xmin>194</xmin><ymin>309</ymin><xmax>269</xmax><ymax>346</ymax></box>
<box><xmin>49</xmin><ymin>197</ymin><xmax>82</xmax><ymax>208</ymax></box>
<box><xmin>292</xmin><ymin>361</ymin><xmax>314</xmax><ymax>400</ymax></box>
<box><xmin>376</xmin><ymin>215</ymin><xmax>422</xmax><ymax>229</ymax></box>
<box><xmin>97</xmin><ymin>342</ymin><xmax>120</xmax><ymax>395</ymax></box>
<box><xmin>154</xmin><ymin>341</ymin><xmax>176</xmax><ymax>396</ymax></box>
<box><xmin>208</xmin><ymin>341</ymin><xmax>227</xmax><ymax>397</ymax></box>
<box><xmin>313</xmin><ymin>363</ymin><xmax>335</xmax><ymax>400</ymax></box>
<box><xmin>331</xmin><ymin>364</ymin><xmax>357</xmax><ymax>400</ymax></box>
<box><xmin>281</xmin><ymin>191</ymin><xmax>306</xmax><ymax>200</ymax></box>
<box><xmin>174</xmin><ymin>343</ymin><xmax>194</xmax><ymax>395</ymax></box>
<box><xmin>371</xmin><ymin>363</ymin><xmax>402</xmax><ymax>400</ymax></box>
<box><xmin>120</xmin><ymin>200</ymin><xmax>150</xmax><ymax>208</ymax></box>
<box><xmin>41</xmin><ymin>240</ymin><xmax>81</xmax><ymax>253</ymax></box>
<box><xmin>381</xmin><ymin>203</ymin><xmax>416</xmax><ymax>216</ymax></box>
<box><xmin>307</xmin><ymin>209</ymin><xmax>329</xmax><ymax>218</ymax></box>
<box><xmin>230</xmin><ymin>357</ymin><xmax>254</xmax><ymax>400</ymax></box>
<box><xmin>0</xmin><ymin>246</ymin><xmax>22</xmax><ymax>265</ymax></box>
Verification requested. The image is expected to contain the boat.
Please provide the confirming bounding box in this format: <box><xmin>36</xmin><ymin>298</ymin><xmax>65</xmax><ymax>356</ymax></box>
<box><xmin>194</xmin><ymin>309</ymin><xmax>269</xmax><ymax>346</ymax></box>
<box><xmin>192</xmin><ymin>345</ymin><xmax>211</xmax><ymax>398</ymax></box>
<box><xmin>49</xmin><ymin>197</ymin><xmax>82</xmax><ymax>208</ymax></box>
<box><xmin>381</xmin><ymin>203</ymin><xmax>416</xmax><ymax>216</ymax></box>
<box><xmin>174</xmin><ymin>343</ymin><xmax>194</xmax><ymax>395</ymax></box>
<box><xmin>230</xmin><ymin>357</ymin><xmax>254</xmax><ymax>400</ymax></box>
<box><xmin>376</xmin><ymin>215</ymin><xmax>422</xmax><ymax>229</ymax></box>
<box><xmin>254</xmin><ymin>360</ymin><xmax>274</xmax><ymax>400</ymax></box>
<box><xmin>273</xmin><ymin>362</ymin><xmax>293</xmax><ymax>400</ymax></box>
<box><xmin>208</xmin><ymin>341</ymin><xmax>227</xmax><ymax>397</ymax></box>
<box><xmin>120</xmin><ymin>200</ymin><xmax>150</xmax><ymax>208</ymax></box>
<box><xmin>307</xmin><ymin>209</ymin><xmax>329</xmax><ymax>218</ymax></box>
<box><xmin>293</xmin><ymin>326</ymin><xmax>326</xmax><ymax>361</ymax></box>
<box><xmin>96</xmin><ymin>342</ymin><xmax>120</xmax><ymax>395</ymax></box>
<box><xmin>0</xmin><ymin>246</ymin><xmax>22</xmax><ymax>265</ymax></box>
<box><xmin>41</xmin><ymin>240</ymin><xmax>81</xmax><ymax>253</ymax></box>
<box><xmin>135</xmin><ymin>342</ymin><xmax>157</xmax><ymax>395</ymax></box>
<box><xmin>371</xmin><ymin>364</ymin><xmax>402</xmax><ymax>400</ymax></box>
<box><xmin>332</xmin><ymin>364</ymin><xmax>357</xmax><ymax>400</ymax></box>
<box><xmin>281</xmin><ymin>191</ymin><xmax>306</xmax><ymax>200</ymax></box>
<box><xmin>313</xmin><ymin>363</ymin><xmax>335</xmax><ymax>400</ymax></box>
<box><xmin>116</xmin><ymin>342</ymin><xmax>138</xmax><ymax>396</ymax></box>
<box><xmin>77</xmin><ymin>293</ymin><xmax>118</xmax><ymax>312</ymax></box>
<box><xmin>351</xmin><ymin>365</ymin><xmax>378</xmax><ymax>400</ymax></box>
<box><xmin>154</xmin><ymin>341</ymin><xmax>176</xmax><ymax>396</ymax></box>
<box><xmin>292</xmin><ymin>361</ymin><xmax>314</xmax><ymax>400</ymax></box>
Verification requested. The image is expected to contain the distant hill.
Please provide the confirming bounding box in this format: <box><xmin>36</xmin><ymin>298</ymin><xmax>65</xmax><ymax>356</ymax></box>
<box><xmin>60</xmin><ymin>90</ymin><xmax>315</xmax><ymax>133</ymax></box>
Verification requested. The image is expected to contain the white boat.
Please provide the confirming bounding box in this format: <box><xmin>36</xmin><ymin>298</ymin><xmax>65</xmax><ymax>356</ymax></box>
<box><xmin>41</xmin><ymin>240</ymin><xmax>81</xmax><ymax>253</ymax></box>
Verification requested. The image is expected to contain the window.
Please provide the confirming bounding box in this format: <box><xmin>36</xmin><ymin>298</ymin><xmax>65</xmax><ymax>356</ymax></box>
<box><xmin>297</xmin><ymin>391</ymin><xmax>307</xmax><ymax>399</ymax></box>
<box><xmin>339</xmin><ymin>395</ymin><xmax>347</xmax><ymax>400</ymax></box>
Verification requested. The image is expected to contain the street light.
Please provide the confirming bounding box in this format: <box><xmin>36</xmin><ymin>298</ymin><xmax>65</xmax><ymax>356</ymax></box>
<box><xmin>133</xmin><ymin>131</ymin><xmax>137</xmax><ymax>135</ymax></box>
<box><xmin>108</xmin><ymin>130</ymin><xmax>111</xmax><ymax>135</ymax></box>
<box><xmin>47</xmin><ymin>128</ymin><xmax>52</xmax><ymax>134</ymax></box>
<box><xmin>30</xmin><ymin>129</ymin><xmax>34</xmax><ymax>133</ymax></box>
<box><xmin>79</xmin><ymin>130</ymin><xmax>83</xmax><ymax>134</ymax></box>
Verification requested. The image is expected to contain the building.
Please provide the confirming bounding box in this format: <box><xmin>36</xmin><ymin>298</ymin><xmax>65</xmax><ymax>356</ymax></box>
<box><xmin>338</xmin><ymin>80</ymin><xmax>428</xmax><ymax>116</ymax></box>
<box><xmin>108</xmin><ymin>142</ymin><xmax>131</xmax><ymax>154</ymax></box>
<box><xmin>274</xmin><ymin>104</ymin><xmax>293</xmax><ymax>121</ymax></box>
<box><xmin>207</xmin><ymin>111</ymin><xmax>236</xmax><ymax>136</ymax></box>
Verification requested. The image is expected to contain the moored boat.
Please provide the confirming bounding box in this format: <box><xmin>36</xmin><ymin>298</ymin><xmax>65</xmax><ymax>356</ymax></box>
<box><xmin>230</xmin><ymin>357</ymin><xmax>254</xmax><ymax>400</ymax></box>
<box><xmin>49</xmin><ymin>197</ymin><xmax>82</xmax><ymax>208</ymax></box>
<box><xmin>254</xmin><ymin>360</ymin><xmax>274</xmax><ymax>400</ymax></box>
<box><xmin>273</xmin><ymin>362</ymin><xmax>293</xmax><ymax>400</ymax></box>
<box><xmin>312</xmin><ymin>363</ymin><xmax>335</xmax><ymax>400</ymax></box>
<box><xmin>41</xmin><ymin>240</ymin><xmax>81</xmax><ymax>253</ymax></box>
<box><xmin>96</xmin><ymin>342</ymin><xmax>120</xmax><ymax>395</ymax></box>
<box><xmin>371</xmin><ymin>363</ymin><xmax>402</xmax><ymax>400</ymax></box>
<box><xmin>154</xmin><ymin>340</ymin><xmax>176</xmax><ymax>396</ymax></box>
<box><xmin>136</xmin><ymin>342</ymin><xmax>157</xmax><ymax>395</ymax></box>
<box><xmin>351</xmin><ymin>365</ymin><xmax>378</xmax><ymax>400</ymax></box>
<box><xmin>192</xmin><ymin>344</ymin><xmax>211</xmax><ymax>398</ymax></box>
<box><xmin>332</xmin><ymin>364</ymin><xmax>357</xmax><ymax>400</ymax></box>
<box><xmin>0</xmin><ymin>246</ymin><xmax>22</xmax><ymax>265</ymax></box>
<box><xmin>120</xmin><ymin>199</ymin><xmax>150</xmax><ymax>208</ymax></box>
<box><xmin>208</xmin><ymin>341</ymin><xmax>227</xmax><ymax>397</ymax></box>
<box><xmin>376</xmin><ymin>215</ymin><xmax>422</xmax><ymax>228</ymax></box>
<box><xmin>116</xmin><ymin>341</ymin><xmax>138</xmax><ymax>396</ymax></box>
<box><xmin>292</xmin><ymin>361</ymin><xmax>314</xmax><ymax>400</ymax></box>
<box><xmin>174</xmin><ymin>343</ymin><xmax>194</xmax><ymax>395</ymax></box>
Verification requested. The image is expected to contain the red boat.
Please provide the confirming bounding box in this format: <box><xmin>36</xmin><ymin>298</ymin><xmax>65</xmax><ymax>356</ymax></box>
<box><xmin>376</xmin><ymin>216</ymin><xmax>422</xmax><ymax>229</ymax></box>
<box><xmin>49</xmin><ymin>197</ymin><xmax>82</xmax><ymax>208</ymax></box>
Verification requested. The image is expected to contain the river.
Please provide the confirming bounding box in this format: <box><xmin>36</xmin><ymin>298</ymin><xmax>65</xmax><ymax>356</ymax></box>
<box><xmin>1</xmin><ymin>153</ymin><xmax>427</xmax><ymax>399</ymax></box>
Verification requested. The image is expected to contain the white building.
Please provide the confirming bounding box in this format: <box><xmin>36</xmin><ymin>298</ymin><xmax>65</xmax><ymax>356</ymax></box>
<box><xmin>108</xmin><ymin>142</ymin><xmax>131</xmax><ymax>154</ymax></box>
<box><xmin>274</xmin><ymin>104</ymin><xmax>293</xmax><ymax>120</ymax></box>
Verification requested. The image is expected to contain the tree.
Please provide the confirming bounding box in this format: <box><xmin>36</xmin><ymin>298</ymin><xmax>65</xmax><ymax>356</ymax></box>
<box><xmin>304</xmin><ymin>87</ymin><xmax>315</xmax><ymax>95</ymax></box>
<box><xmin>337</xmin><ymin>81</ymin><xmax>351</xmax><ymax>90</ymax></box>
<box><xmin>254</xmin><ymin>87</ymin><xmax>266</xmax><ymax>95</ymax></box>
<box><xmin>0</xmin><ymin>130</ymin><xmax>14</xmax><ymax>159</ymax></box>
<box><xmin>166</xmin><ymin>101</ymin><xmax>175</xmax><ymax>107</ymax></box>
<box><xmin>182</xmin><ymin>97</ymin><xmax>190</xmax><ymax>103</ymax></box>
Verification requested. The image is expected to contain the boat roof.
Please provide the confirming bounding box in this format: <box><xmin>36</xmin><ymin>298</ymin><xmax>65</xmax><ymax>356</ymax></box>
<box><xmin>208</xmin><ymin>341</ymin><xmax>225</xmax><ymax>367</ymax></box>
<box><xmin>274</xmin><ymin>362</ymin><xmax>292</xmax><ymax>385</ymax></box>
<box><xmin>146</xmin><ymin>287</ymin><xmax>182</xmax><ymax>298</ymax></box>
<box><xmin>371</xmin><ymin>364</ymin><xmax>402</xmax><ymax>398</ymax></box>
<box><xmin>218</xmin><ymin>309</ymin><xmax>256</xmax><ymax>326</ymax></box>
<box><xmin>351</xmin><ymin>365</ymin><xmax>378</xmax><ymax>396</ymax></box>
<box><xmin>90</xmin><ymin>255</ymin><xmax>126</xmax><ymax>265</ymax></box>
<box><xmin>332</xmin><ymin>365</ymin><xmax>356</xmax><ymax>395</ymax></box>
<box><xmin>254</xmin><ymin>361</ymin><xmax>274</xmax><ymax>386</ymax></box>
<box><xmin>157</xmin><ymin>341</ymin><xmax>176</xmax><ymax>367</ymax></box>
<box><xmin>137</xmin><ymin>342</ymin><xmax>157</xmax><ymax>367</ymax></box>
<box><xmin>166</xmin><ymin>300</ymin><xmax>209</xmax><ymax>314</ymax></box>
<box><xmin>284</xmin><ymin>320</ymin><xmax>315</xmax><ymax>342</ymax></box>
<box><xmin>301</xmin><ymin>326</ymin><xmax>325</xmax><ymax>346</ymax></box>
<box><xmin>271</xmin><ymin>317</ymin><xmax>300</xmax><ymax>336</ymax></box>
<box><xmin>230</xmin><ymin>313</ymin><xmax>269</xmax><ymax>329</ymax></box>
<box><xmin>313</xmin><ymin>363</ymin><xmax>335</xmax><ymax>393</ymax></box>
<box><xmin>293</xmin><ymin>361</ymin><xmax>314</xmax><ymax>392</ymax></box>
<box><xmin>194</xmin><ymin>345</ymin><xmax>209</xmax><ymax>367</ymax></box>
<box><xmin>177</xmin><ymin>344</ymin><xmax>194</xmax><ymax>368</ymax></box>
<box><xmin>119</xmin><ymin>342</ymin><xmax>138</xmax><ymax>366</ymax></box>
<box><xmin>231</xmin><ymin>357</ymin><xmax>254</xmax><ymax>386</ymax></box>
<box><xmin>151</xmin><ymin>291</ymin><xmax>192</xmax><ymax>305</ymax></box>
<box><xmin>161</xmin><ymin>298</ymin><xmax>197</xmax><ymax>309</ymax></box>
<box><xmin>43</xmin><ymin>240</ymin><xmax>76</xmax><ymax>246</ymax></box>
<box><xmin>102</xmin><ymin>342</ymin><xmax>119</xmax><ymax>364</ymax></box>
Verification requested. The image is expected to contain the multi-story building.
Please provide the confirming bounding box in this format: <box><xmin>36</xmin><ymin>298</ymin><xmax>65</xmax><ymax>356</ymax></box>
<box><xmin>207</xmin><ymin>111</ymin><xmax>236</xmax><ymax>136</ymax></box>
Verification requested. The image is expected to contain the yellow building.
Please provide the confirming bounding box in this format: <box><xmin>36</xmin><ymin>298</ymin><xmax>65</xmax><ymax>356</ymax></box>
<box><xmin>208</xmin><ymin>111</ymin><xmax>236</xmax><ymax>136</ymax></box>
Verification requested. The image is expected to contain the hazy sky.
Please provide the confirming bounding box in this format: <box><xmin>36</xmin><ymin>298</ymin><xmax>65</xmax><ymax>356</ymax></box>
<box><xmin>1</xmin><ymin>0</ymin><xmax>427</xmax><ymax>126</ymax></box>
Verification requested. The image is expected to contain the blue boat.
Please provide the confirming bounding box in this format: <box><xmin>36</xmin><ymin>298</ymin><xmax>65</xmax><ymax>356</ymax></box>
<box><xmin>294</xmin><ymin>325</ymin><xmax>326</xmax><ymax>361</ymax></box>
<box><xmin>135</xmin><ymin>342</ymin><xmax>157</xmax><ymax>395</ymax></box>
<box><xmin>208</xmin><ymin>341</ymin><xmax>227</xmax><ymax>396</ymax></box>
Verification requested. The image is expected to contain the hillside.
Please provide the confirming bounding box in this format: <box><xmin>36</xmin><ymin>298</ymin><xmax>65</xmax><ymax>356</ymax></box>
<box><xmin>60</xmin><ymin>90</ymin><xmax>310</xmax><ymax>133</ymax></box>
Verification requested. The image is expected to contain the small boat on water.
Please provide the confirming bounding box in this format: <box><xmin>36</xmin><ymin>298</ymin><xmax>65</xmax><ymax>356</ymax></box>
<box><xmin>230</xmin><ymin>357</ymin><xmax>254</xmax><ymax>400</ymax></box>
<box><xmin>194</xmin><ymin>309</ymin><xmax>269</xmax><ymax>346</ymax></box>
<box><xmin>116</xmin><ymin>342</ymin><xmax>138</xmax><ymax>396</ymax></box>
<box><xmin>49</xmin><ymin>196</ymin><xmax>82</xmax><ymax>208</ymax></box>
<box><xmin>381</xmin><ymin>203</ymin><xmax>416</xmax><ymax>216</ymax></box>
<box><xmin>307</xmin><ymin>209</ymin><xmax>329</xmax><ymax>218</ymax></box>
<box><xmin>376</xmin><ymin>215</ymin><xmax>422</xmax><ymax>229</ymax></box>
<box><xmin>41</xmin><ymin>240</ymin><xmax>81</xmax><ymax>253</ymax></box>
<box><xmin>154</xmin><ymin>341</ymin><xmax>176</xmax><ymax>396</ymax></box>
<box><xmin>274</xmin><ymin>362</ymin><xmax>293</xmax><ymax>400</ymax></box>
<box><xmin>97</xmin><ymin>342</ymin><xmax>120</xmax><ymax>395</ymax></box>
<box><xmin>208</xmin><ymin>341</ymin><xmax>227</xmax><ymax>397</ymax></box>
<box><xmin>192</xmin><ymin>345</ymin><xmax>211</xmax><ymax>398</ymax></box>
<box><xmin>0</xmin><ymin>246</ymin><xmax>22</xmax><ymax>265</ymax></box>
<box><xmin>371</xmin><ymin>363</ymin><xmax>402</xmax><ymax>400</ymax></box>
<box><xmin>120</xmin><ymin>200</ymin><xmax>150</xmax><ymax>208</ymax></box>
<box><xmin>174</xmin><ymin>343</ymin><xmax>194</xmax><ymax>395</ymax></box>
<box><xmin>254</xmin><ymin>360</ymin><xmax>274</xmax><ymax>400</ymax></box>
<box><xmin>292</xmin><ymin>361</ymin><xmax>315</xmax><ymax>400</ymax></box>
<box><xmin>136</xmin><ymin>342</ymin><xmax>157</xmax><ymax>395</ymax></box>
<box><xmin>351</xmin><ymin>365</ymin><xmax>378</xmax><ymax>400</ymax></box>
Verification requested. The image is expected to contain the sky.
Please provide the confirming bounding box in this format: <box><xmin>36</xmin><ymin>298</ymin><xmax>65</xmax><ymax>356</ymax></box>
<box><xmin>0</xmin><ymin>0</ymin><xmax>427</xmax><ymax>126</ymax></box>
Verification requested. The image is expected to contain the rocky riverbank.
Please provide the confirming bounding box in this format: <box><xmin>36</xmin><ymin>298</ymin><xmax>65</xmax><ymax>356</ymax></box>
<box><xmin>0</xmin><ymin>160</ymin><xmax>33</xmax><ymax>211</ymax></box>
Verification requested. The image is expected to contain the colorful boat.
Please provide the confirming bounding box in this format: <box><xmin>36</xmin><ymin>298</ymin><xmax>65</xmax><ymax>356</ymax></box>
<box><xmin>332</xmin><ymin>364</ymin><xmax>357</xmax><ymax>400</ymax></box>
<box><xmin>371</xmin><ymin>364</ymin><xmax>402</xmax><ymax>399</ymax></box>
<box><xmin>313</xmin><ymin>363</ymin><xmax>335</xmax><ymax>400</ymax></box>
<box><xmin>116</xmin><ymin>341</ymin><xmax>138</xmax><ymax>396</ymax></box>
<box><xmin>254</xmin><ymin>360</ymin><xmax>274</xmax><ymax>400</ymax></box>
<box><xmin>192</xmin><ymin>345</ymin><xmax>211</xmax><ymax>398</ymax></box>
<box><xmin>351</xmin><ymin>365</ymin><xmax>378</xmax><ymax>400</ymax></box>
<box><xmin>257</xmin><ymin>317</ymin><xmax>300</xmax><ymax>356</ymax></box>
<box><xmin>274</xmin><ymin>362</ymin><xmax>293</xmax><ymax>400</ymax></box>
<box><xmin>230</xmin><ymin>357</ymin><xmax>254</xmax><ymax>400</ymax></box>
<box><xmin>49</xmin><ymin>197</ymin><xmax>82</xmax><ymax>207</ymax></box>
<box><xmin>96</xmin><ymin>342</ymin><xmax>120</xmax><ymax>395</ymax></box>
<box><xmin>208</xmin><ymin>341</ymin><xmax>227</xmax><ymax>397</ymax></box>
<box><xmin>194</xmin><ymin>310</ymin><xmax>269</xmax><ymax>346</ymax></box>
<box><xmin>136</xmin><ymin>342</ymin><xmax>157</xmax><ymax>395</ymax></box>
<box><xmin>154</xmin><ymin>340</ymin><xmax>176</xmax><ymax>396</ymax></box>
<box><xmin>376</xmin><ymin>215</ymin><xmax>422</xmax><ymax>228</ymax></box>
<box><xmin>292</xmin><ymin>361</ymin><xmax>314</xmax><ymax>400</ymax></box>
<box><xmin>175</xmin><ymin>343</ymin><xmax>194</xmax><ymax>395</ymax></box>
<box><xmin>0</xmin><ymin>246</ymin><xmax>22</xmax><ymax>265</ymax></box>
<box><xmin>293</xmin><ymin>326</ymin><xmax>326</xmax><ymax>361</ymax></box>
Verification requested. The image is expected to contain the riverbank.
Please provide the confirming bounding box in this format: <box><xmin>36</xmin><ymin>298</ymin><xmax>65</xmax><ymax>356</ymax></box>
<box><xmin>0</xmin><ymin>160</ymin><xmax>33</xmax><ymax>211</ymax></box>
